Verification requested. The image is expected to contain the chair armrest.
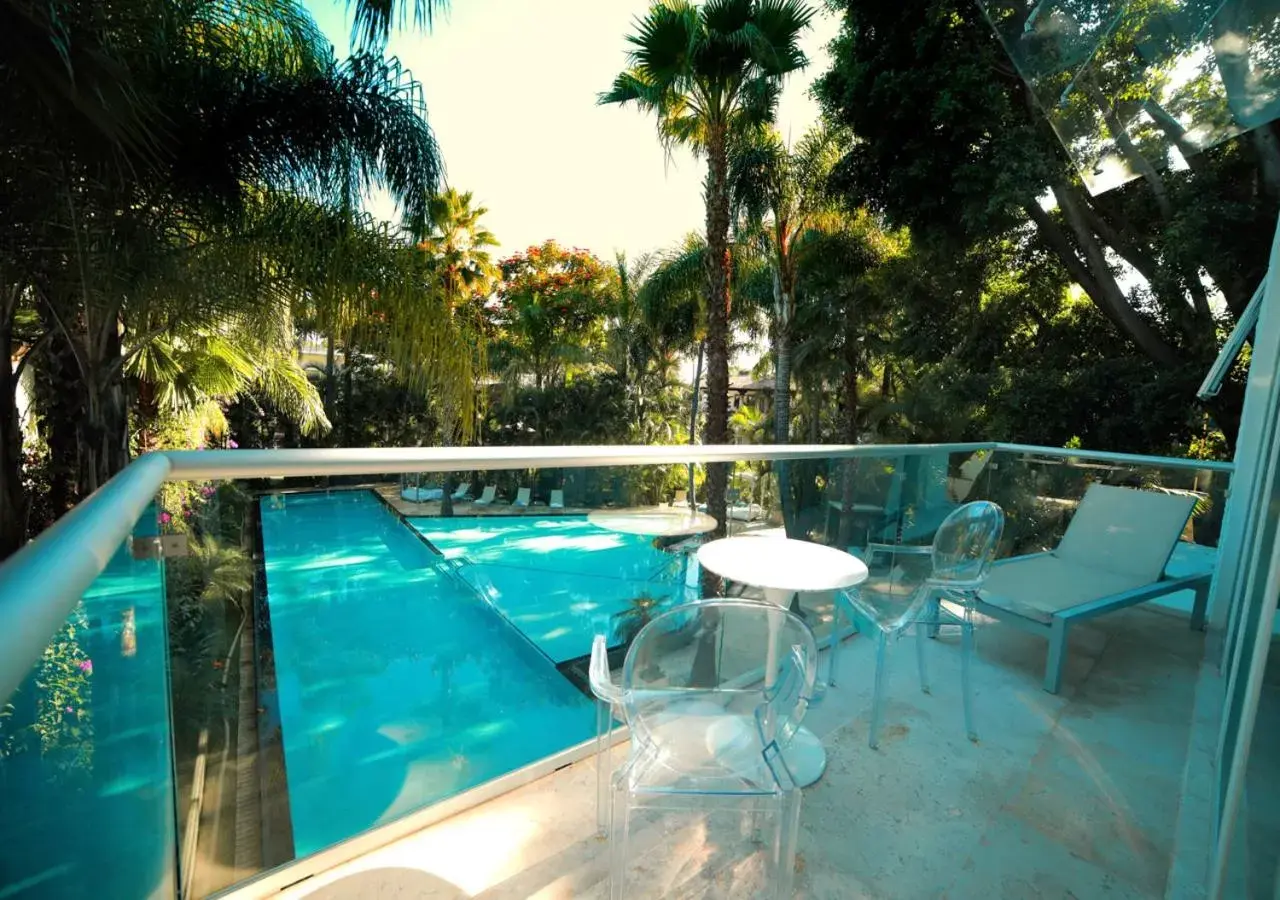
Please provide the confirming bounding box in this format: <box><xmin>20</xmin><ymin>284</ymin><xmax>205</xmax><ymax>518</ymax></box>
<box><xmin>589</xmin><ymin>634</ymin><xmax>623</xmax><ymax>705</ymax></box>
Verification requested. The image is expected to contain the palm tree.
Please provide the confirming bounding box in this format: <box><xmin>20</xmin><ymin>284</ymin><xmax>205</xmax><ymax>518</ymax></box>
<box><xmin>642</xmin><ymin>236</ymin><xmax>709</xmax><ymax>504</ymax></box>
<box><xmin>419</xmin><ymin>188</ymin><xmax>500</xmax><ymax>305</ymax></box>
<box><xmin>0</xmin><ymin>0</ymin><xmax>451</xmax><ymax>554</ymax></box>
<box><xmin>416</xmin><ymin>188</ymin><xmax>497</xmax><ymax>514</ymax></box>
<box><xmin>601</xmin><ymin>0</ymin><xmax>815</xmax><ymax>537</ymax></box>
<box><xmin>730</xmin><ymin>123</ymin><xmax>845</xmax><ymax>445</ymax></box>
<box><xmin>125</xmin><ymin>319</ymin><xmax>330</xmax><ymax>453</ymax></box>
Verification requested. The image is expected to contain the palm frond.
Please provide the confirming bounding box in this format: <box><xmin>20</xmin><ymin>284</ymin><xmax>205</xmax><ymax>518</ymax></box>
<box><xmin>348</xmin><ymin>0</ymin><xmax>448</xmax><ymax>50</ymax></box>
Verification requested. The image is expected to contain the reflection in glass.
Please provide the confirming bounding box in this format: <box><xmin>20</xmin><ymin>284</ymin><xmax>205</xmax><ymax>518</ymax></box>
<box><xmin>979</xmin><ymin>0</ymin><xmax>1280</xmax><ymax>193</ymax></box>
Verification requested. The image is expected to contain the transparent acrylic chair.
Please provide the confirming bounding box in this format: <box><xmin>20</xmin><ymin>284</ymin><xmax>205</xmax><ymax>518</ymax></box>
<box><xmin>608</xmin><ymin>599</ymin><xmax>817</xmax><ymax>900</ymax></box>
<box><xmin>834</xmin><ymin>501</ymin><xmax>1004</xmax><ymax>749</ymax></box>
<box><xmin>590</xmin><ymin>633</ymin><xmax>623</xmax><ymax>837</ymax></box>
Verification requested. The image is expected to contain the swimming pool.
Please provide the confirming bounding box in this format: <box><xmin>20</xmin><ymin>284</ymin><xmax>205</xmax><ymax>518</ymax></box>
<box><xmin>258</xmin><ymin>491</ymin><xmax>596</xmax><ymax>858</ymax></box>
<box><xmin>409</xmin><ymin>514</ymin><xmax>694</xmax><ymax>663</ymax></box>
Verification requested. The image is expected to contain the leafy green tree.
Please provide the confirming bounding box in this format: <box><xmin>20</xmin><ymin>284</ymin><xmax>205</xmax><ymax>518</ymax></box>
<box><xmin>601</xmin><ymin>0</ymin><xmax>815</xmax><ymax>536</ymax></box>
<box><xmin>490</xmin><ymin>241</ymin><xmax>617</xmax><ymax>390</ymax></box>
<box><xmin>816</xmin><ymin>0</ymin><xmax>1277</xmax><ymax>451</ymax></box>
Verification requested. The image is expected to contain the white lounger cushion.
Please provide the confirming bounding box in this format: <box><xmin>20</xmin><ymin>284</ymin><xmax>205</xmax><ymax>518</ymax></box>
<box><xmin>1054</xmin><ymin>484</ymin><xmax>1196</xmax><ymax>581</ymax></box>
<box><xmin>980</xmin><ymin>554</ymin><xmax>1152</xmax><ymax>624</ymax></box>
<box><xmin>979</xmin><ymin>484</ymin><xmax>1197</xmax><ymax>624</ymax></box>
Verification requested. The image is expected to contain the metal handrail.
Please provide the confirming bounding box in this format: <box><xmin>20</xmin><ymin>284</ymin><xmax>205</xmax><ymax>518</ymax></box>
<box><xmin>161</xmin><ymin>441</ymin><xmax>994</xmax><ymax>479</ymax></box>
<box><xmin>0</xmin><ymin>440</ymin><xmax>1234</xmax><ymax>703</ymax></box>
<box><xmin>993</xmin><ymin>443</ymin><xmax>1235</xmax><ymax>473</ymax></box>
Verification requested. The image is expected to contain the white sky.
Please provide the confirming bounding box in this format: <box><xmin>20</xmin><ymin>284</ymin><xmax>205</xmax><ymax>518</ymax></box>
<box><xmin>304</xmin><ymin>0</ymin><xmax>840</xmax><ymax>260</ymax></box>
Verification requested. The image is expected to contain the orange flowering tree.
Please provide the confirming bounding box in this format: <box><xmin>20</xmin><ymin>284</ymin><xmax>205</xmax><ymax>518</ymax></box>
<box><xmin>489</xmin><ymin>241</ymin><xmax>618</xmax><ymax>389</ymax></box>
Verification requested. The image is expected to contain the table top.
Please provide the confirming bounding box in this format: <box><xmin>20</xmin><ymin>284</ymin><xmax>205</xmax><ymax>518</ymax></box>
<box><xmin>587</xmin><ymin>507</ymin><xmax>719</xmax><ymax>538</ymax></box>
<box><xmin>697</xmin><ymin>536</ymin><xmax>869</xmax><ymax>593</ymax></box>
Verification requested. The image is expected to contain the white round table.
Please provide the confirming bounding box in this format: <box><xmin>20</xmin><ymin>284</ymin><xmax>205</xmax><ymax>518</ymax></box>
<box><xmin>697</xmin><ymin>536</ymin><xmax>868</xmax><ymax>787</ymax></box>
<box><xmin>587</xmin><ymin>507</ymin><xmax>718</xmax><ymax>538</ymax></box>
<box><xmin>588</xmin><ymin>507</ymin><xmax>719</xmax><ymax>603</ymax></box>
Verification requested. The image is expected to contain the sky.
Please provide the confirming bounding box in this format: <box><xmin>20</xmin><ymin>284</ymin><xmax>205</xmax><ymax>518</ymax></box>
<box><xmin>303</xmin><ymin>0</ymin><xmax>841</xmax><ymax>261</ymax></box>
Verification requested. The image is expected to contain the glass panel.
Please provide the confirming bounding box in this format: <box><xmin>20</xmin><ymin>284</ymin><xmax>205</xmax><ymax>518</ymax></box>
<box><xmin>143</xmin><ymin>447</ymin><xmax>1234</xmax><ymax>896</ymax></box>
<box><xmin>0</xmin><ymin>506</ymin><xmax>175</xmax><ymax>900</ymax></box>
<box><xmin>978</xmin><ymin>0</ymin><xmax>1280</xmax><ymax>194</ymax></box>
<box><xmin>1218</xmin><ymin>631</ymin><xmax>1280</xmax><ymax>897</ymax></box>
<box><xmin>170</xmin><ymin>477</ymin><xmax>604</xmax><ymax>895</ymax></box>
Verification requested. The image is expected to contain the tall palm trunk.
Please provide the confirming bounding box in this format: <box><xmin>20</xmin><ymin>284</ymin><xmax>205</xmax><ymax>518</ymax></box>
<box><xmin>702</xmin><ymin>128</ymin><xmax>732</xmax><ymax>552</ymax></box>
<box><xmin>0</xmin><ymin>299</ymin><xmax>28</xmax><ymax>560</ymax></box>
<box><xmin>773</xmin><ymin>269</ymin><xmax>801</xmax><ymax>536</ymax></box>
<box><xmin>837</xmin><ymin>298</ymin><xmax>860</xmax><ymax>549</ymax></box>
<box><xmin>38</xmin><ymin>300</ymin><xmax>130</xmax><ymax>512</ymax></box>
<box><xmin>687</xmin><ymin>340</ymin><xmax>704</xmax><ymax>508</ymax></box>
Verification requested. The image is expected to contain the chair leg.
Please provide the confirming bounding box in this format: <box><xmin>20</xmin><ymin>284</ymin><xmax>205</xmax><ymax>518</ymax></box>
<box><xmin>1191</xmin><ymin>580</ymin><xmax>1209</xmax><ymax>632</ymax></box>
<box><xmin>961</xmin><ymin>615</ymin><xmax>977</xmax><ymax>742</ymax></box>
<box><xmin>915</xmin><ymin>621</ymin><xmax>930</xmax><ymax>694</ymax></box>
<box><xmin>595</xmin><ymin>700</ymin><xmax>612</xmax><ymax>837</ymax></box>
<box><xmin>773</xmin><ymin>790</ymin><xmax>802</xmax><ymax>900</ymax></box>
<box><xmin>870</xmin><ymin>631</ymin><xmax>889</xmax><ymax>749</ymax></box>
<box><xmin>1044</xmin><ymin>617</ymin><xmax>1069</xmax><ymax>694</ymax></box>
<box><xmin>608</xmin><ymin>777</ymin><xmax>631</xmax><ymax>900</ymax></box>
<box><xmin>829</xmin><ymin>593</ymin><xmax>856</xmax><ymax>688</ymax></box>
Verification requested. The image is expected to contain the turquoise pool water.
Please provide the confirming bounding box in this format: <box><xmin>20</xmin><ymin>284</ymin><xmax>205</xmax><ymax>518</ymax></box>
<box><xmin>259</xmin><ymin>491</ymin><xmax>596</xmax><ymax>858</ymax></box>
<box><xmin>409</xmin><ymin>514</ymin><xmax>692</xmax><ymax>663</ymax></box>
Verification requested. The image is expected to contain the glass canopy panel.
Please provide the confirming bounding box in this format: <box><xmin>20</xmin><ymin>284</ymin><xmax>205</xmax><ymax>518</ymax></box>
<box><xmin>978</xmin><ymin>0</ymin><xmax>1280</xmax><ymax>193</ymax></box>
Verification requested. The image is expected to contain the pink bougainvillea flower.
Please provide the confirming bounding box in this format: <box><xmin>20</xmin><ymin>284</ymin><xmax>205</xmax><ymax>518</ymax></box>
<box><xmin>78</xmin><ymin>660</ymin><xmax>93</xmax><ymax>674</ymax></box>
<box><xmin>227</xmin><ymin>439</ymin><xmax>239</xmax><ymax>449</ymax></box>
<box><xmin>64</xmin><ymin>706</ymin><xmax>74</xmax><ymax>714</ymax></box>
<box><xmin>159</xmin><ymin>512</ymin><xmax>172</xmax><ymax>525</ymax></box>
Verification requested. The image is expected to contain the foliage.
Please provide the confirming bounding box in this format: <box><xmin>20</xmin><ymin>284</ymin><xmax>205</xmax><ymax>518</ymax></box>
<box><xmin>488</xmin><ymin>242</ymin><xmax>618</xmax><ymax>390</ymax></box>
<box><xmin>601</xmin><ymin>0</ymin><xmax>817</xmax><ymax>540</ymax></box>
<box><xmin>0</xmin><ymin>0</ymin><xmax>465</xmax><ymax>557</ymax></box>
<box><xmin>816</xmin><ymin>0</ymin><xmax>1276</xmax><ymax>454</ymax></box>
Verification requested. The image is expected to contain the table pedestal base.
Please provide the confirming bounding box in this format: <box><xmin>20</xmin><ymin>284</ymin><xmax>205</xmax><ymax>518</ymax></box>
<box><xmin>783</xmin><ymin>726</ymin><xmax>827</xmax><ymax>787</ymax></box>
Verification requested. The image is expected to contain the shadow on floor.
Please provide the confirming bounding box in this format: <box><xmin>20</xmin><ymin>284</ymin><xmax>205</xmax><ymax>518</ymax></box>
<box><xmin>303</xmin><ymin>867</ymin><xmax>469</xmax><ymax>899</ymax></box>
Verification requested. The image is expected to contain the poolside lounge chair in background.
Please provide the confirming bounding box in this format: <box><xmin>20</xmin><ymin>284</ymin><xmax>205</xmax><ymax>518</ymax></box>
<box><xmin>513</xmin><ymin>487</ymin><xmax>532</xmax><ymax>508</ymax></box>
<box><xmin>549</xmin><ymin>489</ymin><xmax>565</xmax><ymax>509</ymax></box>
<box><xmin>672</xmin><ymin>488</ymin><xmax>688</xmax><ymax>507</ymax></box>
<box><xmin>450</xmin><ymin>482</ymin><xmax>471</xmax><ymax>501</ymax></box>
<box><xmin>976</xmin><ymin>483</ymin><xmax>1211</xmax><ymax>693</ymax></box>
<box><xmin>472</xmin><ymin>485</ymin><xmax>497</xmax><ymax>506</ymax></box>
<box><xmin>399</xmin><ymin>485</ymin><xmax>443</xmax><ymax>502</ymax></box>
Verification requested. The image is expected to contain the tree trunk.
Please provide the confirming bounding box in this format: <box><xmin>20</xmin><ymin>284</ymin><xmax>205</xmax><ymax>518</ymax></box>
<box><xmin>1082</xmin><ymin>81</ymin><xmax>1173</xmax><ymax>218</ymax></box>
<box><xmin>702</xmin><ymin>128</ymin><xmax>732</xmax><ymax>552</ymax></box>
<box><xmin>324</xmin><ymin>333</ymin><xmax>337</xmax><ymax>416</ymax></box>
<box><xmin>1027</xmin><ymin>190</ymin><xmax>1180</xmax><ymax>368</ymax></box>
<box><xmin>37</xmin><ymin>314</ymin><xmax>83</xmax><ymax>517</ymax></box>
<box><xmin>0</xmin><ymin>305</ymin><xmax>28</xmax><ymax>560</ymax></box>
<box><xmin>1142</xmin><ymin>99</ymin><xmax>1210</xmax><ymax>177</ymax></box>
<box><xmin>773</xmin><ymin>311</ymin><xmax>801</xmax><ymax>537</ymax></box>
<box><xmin>687</xmin><ymin>340</ymin><xmax>703</xmax><ymax>509</ymax></box>
<box><xmin>837</xmin><ymin>298</ymin><xmax>860</xmax><ymax>550</ymax></box>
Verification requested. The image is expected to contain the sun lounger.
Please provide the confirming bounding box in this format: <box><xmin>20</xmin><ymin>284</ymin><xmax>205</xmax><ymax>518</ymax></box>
<box><xmin>975</xmin><ymin>483</ymin><xmax>1212</xmax><ymax>693</ymax></box>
